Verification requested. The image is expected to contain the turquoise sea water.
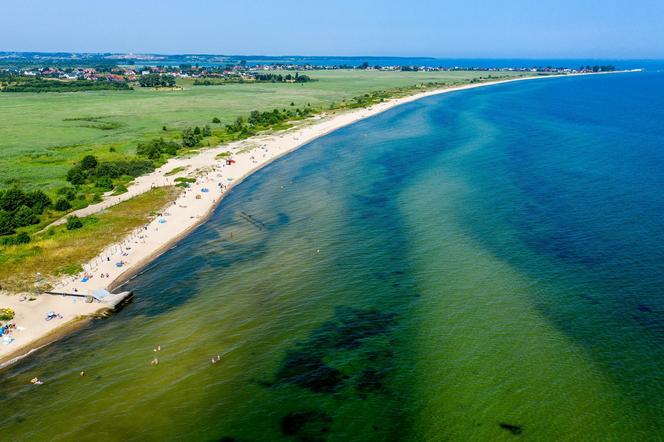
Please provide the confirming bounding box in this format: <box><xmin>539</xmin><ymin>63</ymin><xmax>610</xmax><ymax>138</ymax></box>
<box><xmin>2</xmin><ymin>72</ymin><xmax>664</xmax><ymax>440</ymax></box>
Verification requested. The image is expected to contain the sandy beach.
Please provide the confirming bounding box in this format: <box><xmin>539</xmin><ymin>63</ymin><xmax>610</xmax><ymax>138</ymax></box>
<box><xmin>0</xmin><ymin>71</ymin><xmax>630</xmax><ymax>367</ymax></box>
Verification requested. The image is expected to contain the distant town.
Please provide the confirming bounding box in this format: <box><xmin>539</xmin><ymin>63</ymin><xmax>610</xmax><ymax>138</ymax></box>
<box><xmin>0</xmin><ymin>52</ymin><xmax>617</xmax><ymax>93</ymax></box>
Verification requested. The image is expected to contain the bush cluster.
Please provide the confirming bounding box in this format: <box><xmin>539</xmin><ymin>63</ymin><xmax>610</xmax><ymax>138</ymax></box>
<box><xmin>181</xmin><ymin>126</ymin><xmax>211</xmax><ymax>148</ymax></box>
<box><xmin>138</xmin><ymin>74</ymin><xmax>176</xmax><ymax>88</ymax></box>
<box><xmin>137</xmin><ymin>138</ymin><xmax>180</xmax><ymax>160</ymax></box>
<box><xmin>0</xmin><ymin>308</ymin><xmax>15</xmax><ymax>321</ymax></box>
<box><xmin>66</xmin><ymin>155</ymin><xmax>155</xmax><ymax>188</ymax></box>
<box><xmin>2</xmin><ymin>78</ymin><xmax>131</xmax><ymax>93</ymax></box>
<box><xmin>0</xmin><ymin>187</ymin><xmax>54</xmax><ymax>236</ymax></box>
<box><xmin>66</xmin><ymin>216</ymin><xmax>83</xmax><ymax>230</ymax></box>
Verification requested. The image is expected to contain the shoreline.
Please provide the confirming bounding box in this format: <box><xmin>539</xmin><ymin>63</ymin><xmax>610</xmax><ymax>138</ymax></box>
<box><xmin>0</xmin><ymin>70</ymin><xmax>636</xmax><ymax>369</ymax></box>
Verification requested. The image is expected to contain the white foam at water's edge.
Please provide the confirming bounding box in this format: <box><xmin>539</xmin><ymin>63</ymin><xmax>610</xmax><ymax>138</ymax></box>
<box><xmin>0</xmin><ymin>343</ymin><xmax>51</xmax><ymax>370</ymax></box>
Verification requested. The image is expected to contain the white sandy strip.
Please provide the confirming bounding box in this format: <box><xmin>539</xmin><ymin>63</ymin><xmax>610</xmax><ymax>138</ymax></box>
<box><xmin>0</xmin><ymin>71</ymin><xmax>633</xmax><ymax>365</ymax></box>
<box><xmin>0</xmin><ymin>295</ymin><xmax>101</xmax><ymax>368</ymax></box>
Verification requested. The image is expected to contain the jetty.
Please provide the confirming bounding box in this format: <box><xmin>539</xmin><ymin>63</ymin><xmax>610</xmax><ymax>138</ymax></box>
<box><xmin>45</xmin><ymin>290</ymin><xmax>133</xmax><ymax>312</ymax></box>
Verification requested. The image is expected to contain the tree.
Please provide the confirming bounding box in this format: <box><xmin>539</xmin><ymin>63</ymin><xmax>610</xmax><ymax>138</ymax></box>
<box><xmin>95</xmin><ymin>163</ymin><xmax>121</xmax><ymax>179</ymax></box>
<box><xmin>225</xmin><ymin>117</ymin><xmax>246</xmax><ymax>133</ymax></box>
<box><xmin>181</xmin><ymin>128</ymin><xmax>201</xmax><ymax>147</ymax></box>
<box><xmin>202</xmin><ymin>125</ymin><xmax>212</xmax><ymax>137</ymax></box>
<box><xmin>193</xmin><ymin>126</ymin><xmax>201</xmax><ymax>135</ymax></box>
<box><xmin>212</xmin><ymin>117</ymin><xmax>221</xmax><ymax>124</ymax></box>
<box><xmin>0</xmin><ymin>187</ymin><xmax>28</xmax><ymax>212</ymax></box>
<box><xmin>0</xmin><ymin>210</ymin><xmax>14</xmax><ymax>235</ymax></box>
<box><xmin>54</xmin><ymin>198</ymin><xmax>72</xmax><ymax>211</ymax></box>
<box><xmin>248</xmin><ymin>110</ymin><xmax>261</xmax><ymax>125</ymax></box>
<box><xmin>14</xmin><ymin>205</ymin><xmax>38</xmax><ymax>226</ymax></box>
<box><xmin>67</xmin><ymin>165</ymin><xmax>86</xmax><ymax>185</ymax></box>
<box><xmin>80</xmin><ymin>155</ymin><xmax>98</xmax><ymax>170</ymax></box>
<box><xmin>15</xmin><ymin>232</ymin><xmax>30</xmax><ymax>244</ymax></box>
<box><xmin>26</xmin><ymin>190</ymin><xmax>52</xmax><ymax>214</ymax></box>
<box><xmin>139</xmin><ymin>73</ymin><xmax>176</xmax><ymax>88</ymax></box>
<box><xmin>136</xmin><ymin>141</ymin><xmax>162</xmax><ymax>160</ymax></box>
<box><xmin>66</xmin><ymin>216</ymin><xmax>83</xmax><ymax>230</ymax></box>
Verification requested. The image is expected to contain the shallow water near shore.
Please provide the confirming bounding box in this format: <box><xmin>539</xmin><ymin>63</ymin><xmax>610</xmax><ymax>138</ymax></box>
<box><xmin>2</xmin><ymin>72</ymin><xmax>664</xmax><ymax>440</ymax></box>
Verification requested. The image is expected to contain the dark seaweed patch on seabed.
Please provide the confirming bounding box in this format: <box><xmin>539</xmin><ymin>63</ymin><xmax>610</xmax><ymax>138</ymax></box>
<box><xmin>281</xmin><ymin>410</ymin><xmax>332</xmax><ymax>441</ymax></box>
<box><xmin>271</xmin><ymin>306</ymin><xmax>396</xmax><ymax>395</ymax></box>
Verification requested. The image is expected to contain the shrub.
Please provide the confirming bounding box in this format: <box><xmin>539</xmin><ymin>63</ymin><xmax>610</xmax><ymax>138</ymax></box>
<box><xmin>181</xmin><ymin>128</ymin><xmax>201</xmax><ymax>147</ymax></box>
<box><xmin>0</xmin><ymin>187</ymin><xmax>28</xmax><ymax>212</ymax></box>
<box><xmin>81</xmin><ymin>155</ymin><xmax>98</xmax><ymax>170</ymax></box>
<box><xmin>26</xmin><ymin>190</ymin><xmax>52</xmax><ymax>214</ymax></box>
<box><xmin>95</xmin><ymin>176</ymin><xmax>114</xmax><ymax>191</ymax></box>
<box><xmin>112</xmin><ymin>184</ymin><xmax>128</xmax><ymax>195</ymax></box>
<box><xmin>136</xmin><ymin>138</ymin><xmax>180</xmax><ymax>159</ymax></box>
<box><xmin>95</xmin><ymin>162</ymin><xmax>121</xmax><ymax>179</ymax></box>
<box><xmin>57</xmin><ymin>186</ymin><xmax>77</xmax><ymax>201</ymax></box>
<box><xmin>0</xmin><ymin>308</ymin><xmax>15</xmax><ymax>321</ymax></box>
<box><xmin>0</xmin><ymin>210</ymin><xmax>15</xmax><ymax>235</ymax></box>
<box><xmin>13</xmin><ymin>205</ymin><xmax>39</xmax><ymax>227</ymax></box>
<box><xmin>212</xmin><ymin>117</ymin><xmax>221</xmax><ymax>123</ymax></box>
<box><xmin>67</xmin><ymin>165</ymin><xmax>86</xmax><ymax>185</ymax></box>
<box><xmin>54</xmin><ymin>198</ymin><xmax>72</xmax><ymax>211</ymax></box>
<box><xmin>16</xmin><ymin>232</ymin><xmax>30</xmax><ymax>244</ymax></box>
<box><xmin>66</xmin><ymin>216</ymin><xmax>83</xmax><ymax>230</ymax></box>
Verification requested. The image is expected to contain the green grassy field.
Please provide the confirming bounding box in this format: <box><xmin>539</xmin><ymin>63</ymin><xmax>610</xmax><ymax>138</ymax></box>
<box><xmin>0</xmin><ymin>70</ymin><xmax>530</xmax><ymax>191</ymax></box>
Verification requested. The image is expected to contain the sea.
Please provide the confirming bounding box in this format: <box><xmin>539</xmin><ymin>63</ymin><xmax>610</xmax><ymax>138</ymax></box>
<box><xmin>1</xmin><ymin>71</ymin><xmax>664</xmax><ymax>441</ymax></box>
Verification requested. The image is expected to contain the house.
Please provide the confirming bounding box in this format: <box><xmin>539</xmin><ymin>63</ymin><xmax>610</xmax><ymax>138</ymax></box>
<box><xmin>106</xmin><ymin>74</ymin><xmax>126</xmax><ymax>82</ymax></box>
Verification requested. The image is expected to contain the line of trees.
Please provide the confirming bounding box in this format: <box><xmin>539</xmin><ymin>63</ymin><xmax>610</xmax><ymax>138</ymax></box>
<box><xmin>580</xmin><ymin>65</ymin><xmax>616</xmax><ymax>72</ymax></box>
<box><xmin>67</xmin><ymin>155</ymin><xmax>154</xmax><ymax>190</ymax></box>
<box><xmin>139</xmin><ymin>74</ymin><xmax>176</xmax><ymax>88</ymax></box>
<box><xmin>1</xmin><ymin>78</ymin><xmax>131</xmax><ymax>93</ymax></box>
<box><xmin>252</xmin><ymin>73</ymin><xmax>313</xmax><ymax>83</ymax></box>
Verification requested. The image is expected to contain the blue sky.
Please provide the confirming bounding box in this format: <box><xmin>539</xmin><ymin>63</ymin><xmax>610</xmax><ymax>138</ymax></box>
<box><xmin>1</xmin><ymin>0</ymin><xmax>662</xmax><ymax>58</ymax></box>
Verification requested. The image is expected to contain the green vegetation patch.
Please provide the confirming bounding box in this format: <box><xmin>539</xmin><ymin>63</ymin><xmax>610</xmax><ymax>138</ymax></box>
<box><xmin>0</xmin><ymin>308</ymin><xmax>15</xmax><ymax>321</ymax></box>
<box><xmin>0</xmin><ymin>186</ymin><xmax>180</xmax><ymax>292</ymax></box>
<box><xmin>165</xmin><ymin>166</ymin><xmax>187</xmax><ymax>176</ymax></box>
<box><xmin>1</xmin><ymin>78</ymin><xmax>131</xmax><ymax>93</ymax></box>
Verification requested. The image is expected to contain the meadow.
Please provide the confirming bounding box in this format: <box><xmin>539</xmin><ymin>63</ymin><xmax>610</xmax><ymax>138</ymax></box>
<box><xmin>0</xmin><ymin>70</ymin><xmax>529</xmax><ymax>192</ymax></box>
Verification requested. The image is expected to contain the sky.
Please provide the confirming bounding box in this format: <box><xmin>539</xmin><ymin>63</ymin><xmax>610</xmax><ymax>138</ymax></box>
<box><xmin>1</xmin><ymin>0</ymin><xmax>663</xmax><ymax>58</ymax></box>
